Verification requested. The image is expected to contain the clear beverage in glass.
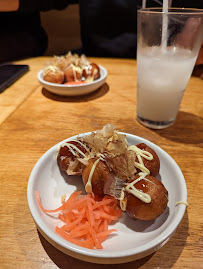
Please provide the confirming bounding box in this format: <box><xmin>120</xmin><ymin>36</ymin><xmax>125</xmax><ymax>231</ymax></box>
<box><xmin>137</xmin><ymin>8</ymin><xmax>203</xmax><ymax>129</ymax></box>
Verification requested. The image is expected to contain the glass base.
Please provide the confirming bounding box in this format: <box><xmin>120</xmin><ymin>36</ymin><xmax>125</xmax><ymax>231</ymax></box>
<box><xmin>137</xmin><ymin>115</ymin><xmax>174</xmax><ymax>129</ymax></box>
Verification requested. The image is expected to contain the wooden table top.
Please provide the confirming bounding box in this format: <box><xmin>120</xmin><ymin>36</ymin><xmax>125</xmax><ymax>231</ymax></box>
<box><xmin>0</xmin><ymin>57</ymin><xmax>202</xmax><ymax>269</ymax></box>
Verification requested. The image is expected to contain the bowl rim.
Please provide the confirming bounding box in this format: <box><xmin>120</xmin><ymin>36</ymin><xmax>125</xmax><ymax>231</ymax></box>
<box><xmin>27</xmin><ymin>132</ymin><xmax>187</xmax><ymax>259</ymax></box>
<box><xmin>37</xmin><ymin>65</ymin><xmax>107</xmax><ymax>88</ymax></box>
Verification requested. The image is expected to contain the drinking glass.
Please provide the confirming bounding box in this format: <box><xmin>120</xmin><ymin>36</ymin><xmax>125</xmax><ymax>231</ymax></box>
<box><xmin>137</xmin><ymin>8</ymin><xmax>203</xmax><ymax>129</ymax></box>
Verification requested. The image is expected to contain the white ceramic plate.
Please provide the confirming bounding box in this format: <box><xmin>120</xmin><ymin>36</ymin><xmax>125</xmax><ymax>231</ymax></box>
<box><xmin>37</xmin><ymin>65</ymin><xmax>107</xmax><ymax>96</ymax></box>
<box><xmin>27</xmin><ymin>132</ymin><xmax>187</xmax><ymax>264</ymax></box>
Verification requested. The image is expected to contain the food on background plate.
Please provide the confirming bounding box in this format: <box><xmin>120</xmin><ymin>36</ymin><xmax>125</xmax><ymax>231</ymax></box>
<box><xmin>57</xmin><ymin>124</ymin><xmax>168</xmax><ymax>221</ymax></box>
<box><xmin>43</xmin><ymin>52</ymin><xmax>100</xmax><ymax>85</ymax></box>
<box><xmin>43</xmin><ymin>66</ymin><xmax>64</xmax><ymax>84</ymax></box>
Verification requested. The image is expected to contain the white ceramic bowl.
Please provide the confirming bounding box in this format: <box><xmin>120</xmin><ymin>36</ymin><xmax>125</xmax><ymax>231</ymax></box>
<box><xmin>37</xmin><ymin>65</ymin><xmax>107</xmax><ymax>96</ymax></box>
<box><xmin>27</xmin><ymin>132</ymin><xmax>187</xmax><ymax>264</ymax></box>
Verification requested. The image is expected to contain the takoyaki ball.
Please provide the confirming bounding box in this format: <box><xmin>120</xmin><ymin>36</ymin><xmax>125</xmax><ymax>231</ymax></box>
<box><xmin>82</xmin><ymin>63</ymin><xmax>100</xmax><ymax>81</ymax></box>
<box><xmin>125</xmin><ymin>175</ymin><xmax>168</xmax><ymax>221</ymax></box>
<box><xmin>43</xmin><ymin>66</ymin><xmax>64</xmax><ymax>84</ymax></box>
<box><xmin>64</xmin><ymin>67</ymin><xmax>82</xmax><ymax>82</ymax></box>
<box><xmin>91</xmin><ymin>63</ymin><xmax>100</xmax><ymax>80</ymax></box>
<box><xmin>57</xmin><ymin>141</ymin><xmax>87</xmax><ymax>175</ymax></box>
<box><xmin>136</xmin><ymin>143</ymin><xmax>160</xmax><ymax>177</ymax></box>
<box><xmin>82</xmin><ymin>158</ymin><xmax>114</xmax><ymax>197</ymax></box>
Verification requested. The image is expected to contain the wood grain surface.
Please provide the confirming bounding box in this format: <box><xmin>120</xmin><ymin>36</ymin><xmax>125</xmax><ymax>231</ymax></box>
<box><xmin>0</xmin><ymin>57</ymin><xmax>202</xmax><ymax>269</ymax></box>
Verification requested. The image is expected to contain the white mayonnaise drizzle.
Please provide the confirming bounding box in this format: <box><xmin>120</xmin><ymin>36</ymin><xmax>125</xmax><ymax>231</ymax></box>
<box><xmin>43</xmin><ymin>65</ymin><xmax>61</xmax><ymax>76</ymax></box>
<box><xmin>128</xmin><ymin>145</ymin><xmax>153</xmax><ymax>174</ymax></box>
<box><xmin>61</xmin><ymin>142</ymin><xmax>86</xmax><ymax>158</ymax></box>
<box><xmin>176</xmin><ymin>201</ymin><xmax>189</xmax><ymax>207</ymax></box>
<box><xmin>125</xmin><ymin>172</ymin><xmax>151</xmax><ymax>204</ymax></box>
<box><xmin>66</xmin><ymin>64</ymin><xmax>82</xmax><ymax>82</ymax></box>
<box><xmin>85</xmin><ymin>158</ymin><xmax>101</xmax><ymax>193</ymax></box>
<box><xmin>68</xmin><ymin>139</ymin><xmax>89</xmax><ymax>151</ymax></box>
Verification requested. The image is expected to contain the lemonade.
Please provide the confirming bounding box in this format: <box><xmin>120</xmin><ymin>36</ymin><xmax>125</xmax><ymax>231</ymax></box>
<box><xmin>137</xmin><ymin>46</ymin><xmax>197</xmax><ymax>128</ymax></box>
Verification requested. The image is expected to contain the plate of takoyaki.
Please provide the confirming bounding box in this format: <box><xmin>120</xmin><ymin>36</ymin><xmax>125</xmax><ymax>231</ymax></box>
<box><xmin>27</xmin><ymin>124</ymin><xmax>187</xmax><ymax>264</ymax></box>
<box><xmin>37</xmin><ymin>52</ymin><xmax>107</xmax><ymax>96</ymax></box>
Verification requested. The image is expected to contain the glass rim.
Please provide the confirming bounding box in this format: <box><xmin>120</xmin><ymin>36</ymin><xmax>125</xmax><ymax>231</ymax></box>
<box><xmin>138</xmin><ymin>7</ymin><xmax>203</xmax><ymax>15</ymax></box>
